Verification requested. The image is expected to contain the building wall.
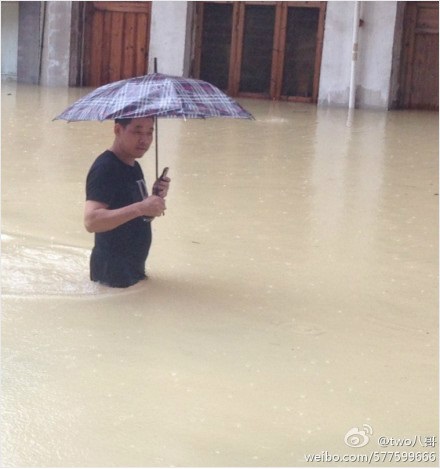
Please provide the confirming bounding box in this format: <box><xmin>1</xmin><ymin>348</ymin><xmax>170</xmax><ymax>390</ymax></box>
<box><xmin>148</xmin><ymin>1</ymin><xmax>193</xmax><ymax>76</ymax></box>
<box><xmin>17</xmin><ymin>1</ymin><xmax>42</xmax><ymax>84</ymax></box>
<box><xmin>356</xmin><ymin>1</ymin><xmax>398</xmax><ymax>109</ymax></box>
<box><xmin>39</xmin><ymin>1</ymin><xmax>72</xmax><ymax>87</ymax></box>
<box><xmin>1</xmin><ymin>1</ymin><xmax>19</xmax><ymax>80</ymax></box>
<box><xmin>388</xmin><ymin>2</ymin><xmax>406</xmax><ymax>109</ymax></box>
<box><xmin>8</xmin><ymin>0</ymin><xmax>403</xmax><ymax>110</ymax></box>
<box><xmin>3</xmin><ymin>1</ymin><xmax>71</xmax><ymax>85</ymax></box>
<box><xmin>318</xmin><ymin>1</ymin><xmax>398</xmax><ymax>109</ymax></box>
<box><xmin>318</xmin><ymin>2</ymin><xmax>354</xmax><ymax>107</ymax></box>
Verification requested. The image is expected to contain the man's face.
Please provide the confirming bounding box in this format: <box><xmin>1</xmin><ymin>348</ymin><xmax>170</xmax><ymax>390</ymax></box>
<box><xmin>115</xmin><ymin>118</ymin><xmax>154</xmax><ymax>159</ymax></box>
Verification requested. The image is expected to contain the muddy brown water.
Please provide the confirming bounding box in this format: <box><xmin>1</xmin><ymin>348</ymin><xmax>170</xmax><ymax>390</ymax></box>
<box><xmin>1</xmin><ymin>81</ymin><xmax>438</xmax><ymax>466</ymax></box>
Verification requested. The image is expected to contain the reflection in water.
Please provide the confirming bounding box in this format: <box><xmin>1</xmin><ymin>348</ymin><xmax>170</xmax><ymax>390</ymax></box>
<box><xmin>308</xmin><ymin>109</ymin><xmax>388</xmax><ymax>286</ymax></box>
<box><xmin>1</xmin><ymin>82</ymin><xmax>438</xmax><ymax>466</ymax></box>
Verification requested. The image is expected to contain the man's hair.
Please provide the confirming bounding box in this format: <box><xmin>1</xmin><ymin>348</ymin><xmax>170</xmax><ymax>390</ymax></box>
<box><xmin>115</xmin><ymin>118</ymin><xmax>133</xmax><ymax>127</ymax></box>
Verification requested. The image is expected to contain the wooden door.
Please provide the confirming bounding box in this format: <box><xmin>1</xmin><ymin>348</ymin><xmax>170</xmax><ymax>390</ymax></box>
<box><xmin>83</xmin><ymin>2</ymin><xmax>152</xmax><ymax>87</ymax></box>
<box><xmin>400</xmin><ymin>1</ymin><xmax>438</xmax><ymax>110</ymax></box>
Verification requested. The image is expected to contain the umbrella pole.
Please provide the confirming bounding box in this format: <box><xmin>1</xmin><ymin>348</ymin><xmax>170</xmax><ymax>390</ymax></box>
<box><xmin>154</xmin><ymin>57</ymin><xmax>159</xmax><ymax>180</ymax></box>
<box><xmin>155</xmin><ymin>116</ymin><xmax>159</xmax><ymax>180</ymax></box>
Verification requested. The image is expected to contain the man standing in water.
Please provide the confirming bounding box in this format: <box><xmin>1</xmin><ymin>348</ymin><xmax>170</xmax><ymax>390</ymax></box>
<box><xmin>84</xmin><ymin>117</ymin><xmax>170</xmax><ymax>288</ymax></box>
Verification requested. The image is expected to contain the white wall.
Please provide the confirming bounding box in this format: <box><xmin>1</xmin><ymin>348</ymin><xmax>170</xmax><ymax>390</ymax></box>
<box><xmin>356</xmin><ymin>2</ymin><xmax>398</xmax><ymax>109</ymax></box>
<box><xmin>319</xmin><ymin>1</ymin><xmax>398</xmax><ymax>109</ymax></box>
<box><xmin>318</xmin><ymin>2</ymin><xmax>354</xmax><ymax>107</ymax></box>
<box><xmin>40</xmin><ymin>1</ymin><xmax>72</xmax><ymax>86</ymax></box>
<box><xmin>1</xmin><ymin>1</ymin><xmax>19</xmax><ymax>80</ymax></box>
<box><xmin>148</xmin><ymin>1</ymin><xmax>192</xmax><ymax>76</ymax></box>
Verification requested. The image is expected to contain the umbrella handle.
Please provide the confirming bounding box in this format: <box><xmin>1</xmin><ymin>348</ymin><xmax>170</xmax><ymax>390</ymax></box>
<box><xmin>152</xmin><ymin>167</ymin><xmax>169</xmax><ymax>196</ymax></box>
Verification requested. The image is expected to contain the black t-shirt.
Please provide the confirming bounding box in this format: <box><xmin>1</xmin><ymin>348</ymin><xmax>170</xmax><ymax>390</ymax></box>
<box><xmin>86</xmin><ymin>150</ymin><xmax>152</xmax><ymax>287</ymax></box>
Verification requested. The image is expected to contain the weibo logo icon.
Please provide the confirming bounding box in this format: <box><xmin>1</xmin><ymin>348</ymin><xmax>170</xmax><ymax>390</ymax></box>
<box><xmin>344</xmin><ymin>424</ymin><xmax>373</xmax><ymax>448</ymax></box>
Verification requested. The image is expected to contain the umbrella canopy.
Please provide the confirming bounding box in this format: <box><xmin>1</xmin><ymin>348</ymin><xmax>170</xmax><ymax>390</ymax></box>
<box><xmin>54</xmin><ymin>73</ymin><xmax>254</xmax><ymax>122</ymax></box>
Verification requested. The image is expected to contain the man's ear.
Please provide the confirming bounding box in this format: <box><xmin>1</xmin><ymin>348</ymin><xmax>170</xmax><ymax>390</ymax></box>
<box><xmin>114</xmin><ymin>123</ymin><xmax>122</xmax><ymax>136</ymax></box>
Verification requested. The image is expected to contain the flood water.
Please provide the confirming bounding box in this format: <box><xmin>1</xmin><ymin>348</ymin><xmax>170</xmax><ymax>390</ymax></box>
<box><xmin>1</xmin><ymin>81</ymin><xmax>438</xmax><ymax>466</ymax></box>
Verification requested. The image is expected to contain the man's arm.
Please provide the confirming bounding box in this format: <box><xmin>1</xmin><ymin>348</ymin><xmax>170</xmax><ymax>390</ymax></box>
<box><xmin>84</xmin><ymin>196</ymin><xmax>166</xmax><ymax>233</ymax></box>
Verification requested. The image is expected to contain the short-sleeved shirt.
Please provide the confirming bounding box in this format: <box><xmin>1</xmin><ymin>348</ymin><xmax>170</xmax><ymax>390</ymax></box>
<box><xmin>86</xmin><ymin>150</ymin><xmax>152</xmax><ymax>287</ymax></box>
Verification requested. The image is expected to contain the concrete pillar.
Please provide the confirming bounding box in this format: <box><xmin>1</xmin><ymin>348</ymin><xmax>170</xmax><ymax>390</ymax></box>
<box><xmin>355</xmin><ymin>1</ymin><xmax>398</xmax><ymax>109</ymax></box>
<box><xmin>1</xmin><ymin>1</ymin><xmax>19</xmax><ymax>80</ymax></box>
<box><xmin>39</xmin><ymin>1</ymin><xmax>72</xmax><ymax>87</ymax></box>
<box><xmin>17</xmin><ymin>1</ymin><xmax>41</xmax><ymax>84</ymax></box>
<box><xmin>318</xmin><ymin>1</ymin><xmax>399</xmax><ymax>110</ymax></box>
<box><xmin>148</xmin><ymin>1</ymin><xmax>193</xmax><ymax>76</ymax></box>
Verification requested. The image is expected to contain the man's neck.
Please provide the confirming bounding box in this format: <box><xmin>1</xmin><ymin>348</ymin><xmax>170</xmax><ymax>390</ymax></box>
<box><xmin>109</xmin><ymin>143</ymin><xmax>135</xmax><ymax>166</ymax></box>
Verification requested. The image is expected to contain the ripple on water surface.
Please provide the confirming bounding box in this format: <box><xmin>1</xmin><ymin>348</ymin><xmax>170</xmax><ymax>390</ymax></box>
<box><xmin>1</xmin><ymin>234</ymin><xmax>126</xmax><ymax>297</ymax></box>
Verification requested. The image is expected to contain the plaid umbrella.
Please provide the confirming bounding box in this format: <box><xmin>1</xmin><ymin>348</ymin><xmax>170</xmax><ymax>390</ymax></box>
<box><xmin>54</xmin><ymin>73</ymin><xmax>253</xmax><ymax>122</ymax></box>
<box><xmin>54</xmin><ymin>72</ymin><xmax>253</xmax><ymax>178</ymax></box>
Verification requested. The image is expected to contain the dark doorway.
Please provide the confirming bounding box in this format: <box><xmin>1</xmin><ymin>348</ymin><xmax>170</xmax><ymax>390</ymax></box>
<box><xmin>399</xmin><ymin>1</ymin><xmax>438</xmax><ymax>110</ymax></box>
<box><xmin>194</xmin><ymin>1</ymin><xmax>326</xmax><ymax>102</ymax></box>
<box><xmin>198</xmin><ymin>2</ymin><xmax>233</xmax><ymax>91</ymax></box>
<box><xmin>239</xmin><ymin>4</ymin><xmax>276</xmax><ymax>96</ymax></box>
<box><xmin>281</xmin><ymin>7</ymin><xmax>320</xmax><ymax>99</ymax></box>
